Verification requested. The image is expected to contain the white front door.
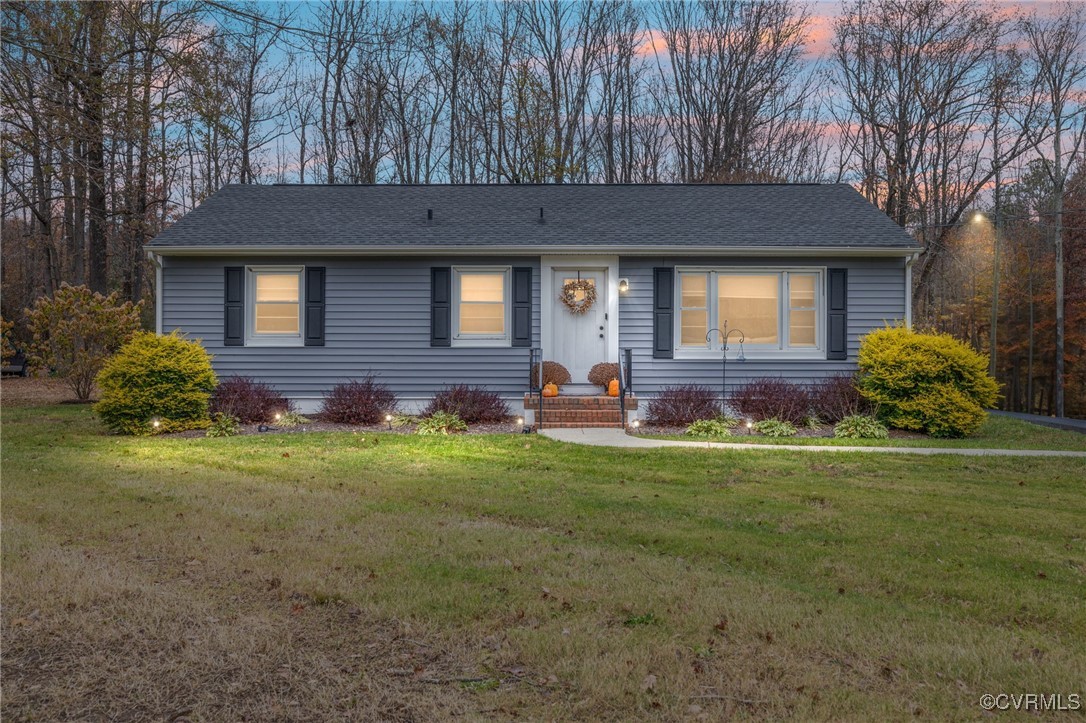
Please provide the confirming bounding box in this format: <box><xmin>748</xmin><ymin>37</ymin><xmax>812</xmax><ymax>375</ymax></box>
<box><xmin>551</xmin><ymin>269</ymin><xmax>607</xmax><ymax>384</ymax></box>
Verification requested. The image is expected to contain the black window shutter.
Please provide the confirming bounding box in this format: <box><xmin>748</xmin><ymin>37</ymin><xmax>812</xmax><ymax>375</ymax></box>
<box><xmin>653</xmin><ymin>267</ymin><xmax>674</xmax><ymax>359</ymax></box>
<box><xmin>224</xmin><ymin>266</ymin><xmax>244</xmax><ymax>346</ymax></box>
<box><xmin>511</xmin><ymin>267</ymin><xmax>532</xmax><ymax>347</ymax></box>
<box><xmin>827</xmin><ymin>268</ymin><xmax>848</xmax><ymax>360</ymax></box>
<box><xmin>431</xmin><ymin>267</ymin><xmax>452</xmax><ymax>347</ymax></box>
<box><xmin>304</xmin><ymin>267</ymin><xmax>326</xmax><ymax>346</ymax></box>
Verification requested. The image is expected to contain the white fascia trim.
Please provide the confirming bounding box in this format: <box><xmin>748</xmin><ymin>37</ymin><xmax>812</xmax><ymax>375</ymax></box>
<box><xmin>147</xmin><ymin>245</ymin><xmax>921</xmax><ymax>258</ymax></box>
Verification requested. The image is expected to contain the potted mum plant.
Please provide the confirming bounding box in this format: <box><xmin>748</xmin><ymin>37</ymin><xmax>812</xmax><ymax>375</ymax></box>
<box><xmin>588</xmin><ymin>362</ymin><xmax>621</xmax><ymax>397</ymax></box>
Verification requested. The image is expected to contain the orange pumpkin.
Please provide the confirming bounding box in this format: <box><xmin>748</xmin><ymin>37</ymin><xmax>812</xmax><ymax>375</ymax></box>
<box><xmin>542</xmin><ymin>383</ymin><xmax>559</xmax><ymax>397</ymax></box>
<box><xmin>607</xmin><ymin>379</ymin><xmax>620</xmax><ymax>397</ymax></box>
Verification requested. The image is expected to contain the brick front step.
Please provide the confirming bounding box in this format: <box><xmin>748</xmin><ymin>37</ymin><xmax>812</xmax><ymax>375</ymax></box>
<box><xmin>523</xmin><ymin>394</ymin><xmax>637</xmax><ymax>429</ymax></box>
<box><xmin>537</xmin><ymin>421</ymin><xmax>626</xmax><ymax>429</ymax></box>
<box><xmin>523</xmin><ymin>394</ymin><xmax>638</xmax><ymax>409</ymax></box>
<box><xmin>536</xmin><ymin>410</ymin><xmax>623</xmax><ymax>419</ymax></box>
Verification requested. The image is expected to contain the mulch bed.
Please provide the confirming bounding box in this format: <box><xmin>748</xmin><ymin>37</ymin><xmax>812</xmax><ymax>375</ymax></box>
<box><xmin>167</xmin><ymin>418</ymin><xmax>523</xmax><ymax>438</ymax></box>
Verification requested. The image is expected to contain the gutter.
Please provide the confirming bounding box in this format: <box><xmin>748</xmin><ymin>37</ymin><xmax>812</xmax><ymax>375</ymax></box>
<box><xmin>144</xmin><ymin>244</ymin><xmax>922</xmax><ymax>259</ymax></box>
<box><xmin>149</xmin><ymin>250</ymin><xmax>163</xmax><ymax>334</ymax></box>
<box><xmin>904</xmin><ymin>251</ymin><xmax>920</xmax><ymax>327</ymax></box>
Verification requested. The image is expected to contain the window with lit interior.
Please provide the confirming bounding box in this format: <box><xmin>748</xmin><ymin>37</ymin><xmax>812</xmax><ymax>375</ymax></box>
<box><xmin>247</xmin><ymin>267</ymin><xmax>302</xmax><ymax>344</ymax></box>
<box><xmin>453</xmin><ymin>268</ymin><xmax>510</xmax><ymax>344</ymax></box>
<box><xmin>676</xmin><ymin>269</ymin><xmax>822</xmax><ymax>354</ymax></box>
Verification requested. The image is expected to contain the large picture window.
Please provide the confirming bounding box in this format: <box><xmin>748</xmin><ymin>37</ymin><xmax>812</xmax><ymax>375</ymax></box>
<box><xmin>453</xmin><ymin>268</ymin><xmax>510</xmax><ymax>344</ymax></box>
<box><xmin>247</xmin><ymin>267</ymin><xmax>302</xmax><ymax>344</ymax></box>
<box><xmin>676</xmin><ymin>269</ymin><xmax>822</xmax><ymax>354</ymax></box>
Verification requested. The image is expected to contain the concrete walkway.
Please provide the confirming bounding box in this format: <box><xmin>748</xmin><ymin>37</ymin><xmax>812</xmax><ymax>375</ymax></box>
<box><xmin>540</xmin><ymin>428</ymin><xmax>1086</xmax><ymax>458</ymax></box>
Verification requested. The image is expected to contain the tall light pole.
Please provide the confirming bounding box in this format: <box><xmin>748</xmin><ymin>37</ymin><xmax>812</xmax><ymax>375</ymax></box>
<box><xmin>973</xmin><ymin>211</ymin><xmax>1000</xmax><ymax>378</ymax></box>
<box><xmin>707</xmin><ymin>323</ymin><xmax>746</xmax><ymax>417</ymax></box>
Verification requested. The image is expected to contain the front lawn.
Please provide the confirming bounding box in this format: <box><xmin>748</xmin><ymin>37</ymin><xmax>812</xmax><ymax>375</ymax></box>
<box><xmin>644</xmin><ymin>414</ymin><xmax>1086</xmax><ymax>451</ymax></box>
<box><xmin>3</xmin><ymin>405</ymin><xmax>1084</xmax><ymax>720</ymax></box>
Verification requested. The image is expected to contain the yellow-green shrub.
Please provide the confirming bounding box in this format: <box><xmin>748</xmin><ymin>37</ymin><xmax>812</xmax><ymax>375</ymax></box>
<box><xmin>856</xmin><ymin>326</ymin><xmax>999</xmax><ymax>438</ymax></box>
<box><xmin>94</xmin><ymin>331</ymin><xmax>217</xmax><ymax>435</ymax></box>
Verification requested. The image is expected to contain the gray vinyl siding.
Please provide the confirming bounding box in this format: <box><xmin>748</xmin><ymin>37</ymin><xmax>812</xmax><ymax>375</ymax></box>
<box><xmin>617</xmin><ymin>256</ymin><xmax>907</xmax><ymax>395</ymax></box>
<box><xmin>161</xmin><ymin>253</ymin><xmax>906</xmax><ymax>406</ymax></box>
<box><xmin>161</xmin><ymin>256</ymin><xmax>540</xmax><ymax>404</ymax></box>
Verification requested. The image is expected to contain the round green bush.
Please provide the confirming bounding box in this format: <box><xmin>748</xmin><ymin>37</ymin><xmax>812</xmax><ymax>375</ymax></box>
<box><xmin>94</xmin><ymin>331</ymin><xmax>217</xmax><ymax>435</ymax></box>
<box><xmin>857</xmin><ymin>326</ymin><xmax>999</xmax><ymax>438</ymax></box>
<box><xmin>833</xmin><ymin>414</ymin><xmax>889</xmax><ymax>440</ymax></box>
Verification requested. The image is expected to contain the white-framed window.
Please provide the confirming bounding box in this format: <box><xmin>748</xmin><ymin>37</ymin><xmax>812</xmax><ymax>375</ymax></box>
<box><xmin>453</xmin><ymin>267</ymin><xmax>510</xmax><ymax>345</ymax></box>
<box><xmin>676</xmin><ymin>268</ymin><xmax>824</xmax><ymax>356</ymax></box>
<box><xmin>247</xmin><ymin>266</ymin><xmax>303</xmax><ymax>346</ymax></box>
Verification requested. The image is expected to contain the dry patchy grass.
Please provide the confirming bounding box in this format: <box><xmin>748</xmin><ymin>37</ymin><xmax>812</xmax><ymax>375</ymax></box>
<box><xmin>1</xmin><ymin>376</ymin><xmax>87</xmax><ymax>407</ymax></box>
<box><xmin>2</xmin><ymin>404</ymin><xmax>1085</xmax><ymax>721</ymax></box>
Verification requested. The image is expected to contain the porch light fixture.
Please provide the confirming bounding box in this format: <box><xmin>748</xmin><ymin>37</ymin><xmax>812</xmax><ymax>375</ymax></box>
<box><xmin>385</xmin><ymin>413</ymin><xmax>393</xmax><ymax>430</ymax></box>
<box><xmin>618</xmin><ymin>278</ymin><xmax>630</xmax><ymax>294</ymax></box>
<box><xmin>707</xmin><ymin>322</ymin><xmax>746</xmax><ymax>416</ymax></box>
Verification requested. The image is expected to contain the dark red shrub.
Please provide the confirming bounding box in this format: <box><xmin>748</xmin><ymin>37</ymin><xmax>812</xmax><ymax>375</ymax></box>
<box><xmin>320</xmin><ymin>376</ymin><xmax>397</xmax><ymax>424</ymax></box>
<box><xmin>731</xmin><ymin>378</ymin><xmax>811</xmax><ymax>424</ymax></box>
<box><xmin>646</xmin><ymin>384</ymin><xmax>720</xmax><ymax>425</ymax></box>
<box><xmin>423</xmin><ymin>384</ymin><xmax>510</xmax><ymax>423</ymax></box>
<box><xmin>210</xmin><ymin>376</ymin><xmax>292</xmax><ymax>423</ymax></box>
<box><xmin>809</xmin><ymin>373</ymin><xmax>870</xmax><ymax>423</ymax></box>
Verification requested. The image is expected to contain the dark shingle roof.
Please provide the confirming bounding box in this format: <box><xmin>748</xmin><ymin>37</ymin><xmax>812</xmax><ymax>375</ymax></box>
<box><xmin>146</xmin><ymin>183</ymin><xmax>920</xmax><ymax>251</ymax></box>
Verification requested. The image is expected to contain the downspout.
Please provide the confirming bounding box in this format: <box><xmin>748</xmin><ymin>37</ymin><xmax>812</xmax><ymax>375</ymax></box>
<box><xmin>904</xmin><ymin>252</ymin><xmax>919</xmax><ymax>328</ymax></box>
<box><xmin>147</xmin><ymin>250</ymin><xmax>163</xmax><ymax>334</ymax></box>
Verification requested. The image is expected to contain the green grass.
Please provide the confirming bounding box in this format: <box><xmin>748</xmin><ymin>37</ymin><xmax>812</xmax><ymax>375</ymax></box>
<box><xmin>651</xmin><ymin>414</ymin><xmax>1086</xmax><ymax>450</ymax></box>
<box><xmin>3</xmin><ymin>404</ymin><xmax>1085</xmax><ymax>720</ymax></box>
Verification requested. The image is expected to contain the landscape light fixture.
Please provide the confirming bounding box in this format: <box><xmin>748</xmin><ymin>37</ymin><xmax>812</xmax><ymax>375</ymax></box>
<box><xmin>973</xmin><ymin>212</ymin><xmax>985</xmax><ymax>224</ymax></box>
<box><xmin>151</xmin><ymin>418</ymin><xmax>161</xmax><ymax>430</ymax></box>
<box><xmin>631</xmin><ymin>419</ymin><xmax>640</xmax><ymax>433</ymax></box>
<box><xmin>274</xmin><ymin>412</ymin><xmax>282</xmax><ymax>422</ymax></box>
<box><xmin>385</xmin><ymin>414</ymin><xmax>393</xmax><ymax>431</ymax></box>
<box><xmin>746</xmin><ymin>419</ymin><xmax>753</xmax><ymax>435</ymax></box>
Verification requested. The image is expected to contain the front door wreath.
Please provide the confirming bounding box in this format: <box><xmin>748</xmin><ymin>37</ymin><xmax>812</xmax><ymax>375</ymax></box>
<box><xmin>559</xmin><ymin>278</ymin><xmax>597</xmax><ymax>315</ymax></box>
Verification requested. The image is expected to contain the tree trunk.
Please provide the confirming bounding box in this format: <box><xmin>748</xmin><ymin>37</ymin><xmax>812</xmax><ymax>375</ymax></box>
<box><xmin>85</xmin><ymin>2</ymin><xmax>109</xmax><ymax>293</ymax></box>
